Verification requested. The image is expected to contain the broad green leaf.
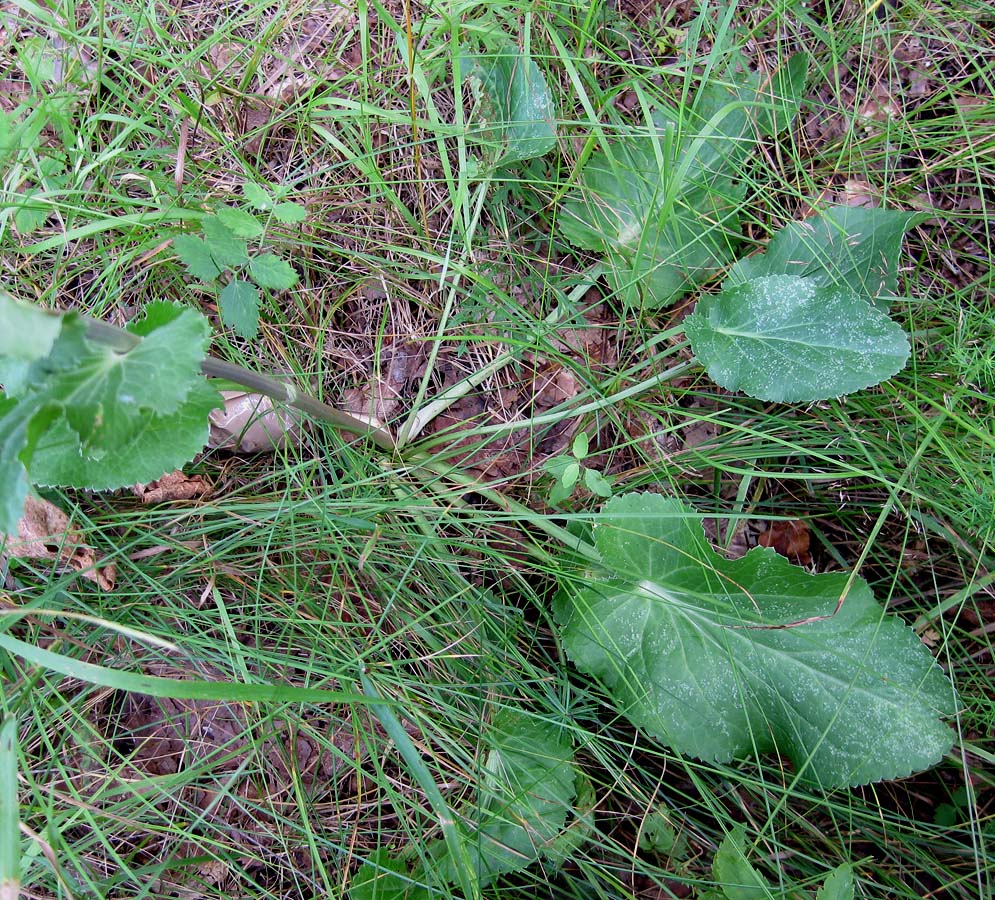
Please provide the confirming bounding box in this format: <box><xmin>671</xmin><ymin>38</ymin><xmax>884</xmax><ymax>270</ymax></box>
<box><xmin>0</xmin><ymin>292</ymin><xmax>62</xmax><ymax>361</ymax></box>
<box><xmin>219</xmin><ymin>280</ymin><xmax>260</xmax><ymax>339</ymax></box>
<box><xmin>559</xmin><ymin>54</ymin><xmax>808</xmax><ymax>310</ymax></box>
<box><xmin>349</xmin><ymin>850</ymin><xmax>430</xmax><ymax>900</ymax></box>
<box><xmin>37</xmin><ymin>302</ymin><xmax>211</xmax><ymax>454</ymax></box>
<box><xmin>174</xmin><ymin>233</ymin><xmax>221</xmax><ymax>280</ymax></box>
<box><xmin>725</xmin><ymin>207</ymin><xmax>922</xmax><ymax>310</ymax></box>
<box><xmin>457</xmin><ymin>37</ymin><xmax>556</xmax><ymax>168</ymax></box>
<box><xmin>684</xmin><ymin>274</ymin><xmax>910</xmax><ymax>401</ymax></box>
<box><xmin>562</xmin><ymin>460</ymin><xmax>581</xmax><ymax>491</ymax></box>
<box><xmin>554</xmin><ymin>493</ymin><xmax>955</xmax><ymax>787</ymax></box>
<box><xmin>201</xmin><ymin>216</ymin><xmax>250</xmax><ymax>269</ymax></box>
<box><xmin>215</xmin><ymin>205</ymin><xmax>265</xmax><ymax>238</ymax></box>
<box><xmin>560</xmin><ymin>93</ymin><xmax>747</xmax><ymax>309</ymax></box>
<box><xmin>272</xmin><ymin>201</ymin><xmax>307</xmax><ymax>223</ymax></box>
<box><xmin>428</xmin><ymin>711</ymin><xmax>575</xmax><ymax>885</ymax></box>
<box><xmin>711</xmin><ymin>826</ymin><xmax>772</xmax><ymax>900</ymax></box>
<box><xmin>572</xmin><ymin>431</ymin><xmax>589</xmax><ymax>459</ymax></box>
<box><xmin>816</xmin><ymin>864</ymin><xmax>854</xmax><ymax>900</ymax></box>
<box><xmin>637</xmin><ymin>807</ymin><xmax>688</xmax><ymax>859</ymax></box>
<box><xmin>752</xmin><ymin>53</ymin><xmax>809</xmax><ymax>137</ymax></box>
<box><xmin>29</xmin><ymin>379</ymin><xmax>222</xmax><ymax>491</ymax></box>
<box><xmin>0</xmin><ymin>396</ymin><xmax>59</xmax><ymax>533</ymax></box>
<box><xmin>249</xmin><ymin>253</ymin><xmax>298</xmax><ymax>290</ymax></box>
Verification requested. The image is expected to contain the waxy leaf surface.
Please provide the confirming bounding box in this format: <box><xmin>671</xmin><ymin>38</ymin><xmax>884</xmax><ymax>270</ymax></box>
<box><xmin>684</xmin><ymin>274</ymin><xmax>910</xmax><ymax>401</ymax></box>
<box><xmin>458</xmin><ymin>37</ymin><xmax>556</xmax><ymax>168</ymax></box>
<box><xmin>554</xmin><ymin>493</ymin><xmax>955</xmax><ymax>787</ymax></box>
<box><xmin>725</xmin><ymin>207</ymin><xmax>922</xmax><ymax>310</ymax></box>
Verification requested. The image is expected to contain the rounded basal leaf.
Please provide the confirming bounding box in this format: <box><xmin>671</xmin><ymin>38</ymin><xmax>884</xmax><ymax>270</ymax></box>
<box><xmin>428</xmin><ymin>711</ymin><xmax>576</xmax><ymax>886</ymax></box>
<box><xmin>457</xmin><ymin>37</ymin><xmax>556</xmax><ymax>168</ymax></box>
<box><xmin>684</xmin><ymin>274</ymin><xmax>910</xmax><ymax>402</ymax></box>
<box><xmin>554</xmin><ymin>493</ymin><xmax>956</xmax><ymax>787</ymax></box>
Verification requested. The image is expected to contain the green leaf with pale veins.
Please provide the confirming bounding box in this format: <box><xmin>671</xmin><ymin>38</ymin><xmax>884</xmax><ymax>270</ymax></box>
<box><xmin>559</xmin><ymin>91</ymin><xmax>746</xmax><ymax>309</ymax></box>
<box><xmin>272</xmin><ymin>201</ymin><xmax>307</xmax><ymax>224</ymax></box>
<box><xmin>219</xmin><ymin>280</ymin><xmax>260</xmax><ymax>339</ymax></box>
<box><xmin>249</xmin><ymin>253</ymin><xmax>298</xmax><ymax>290</ymax></box>
<box><xmin>554</xmin><ymin>493</ymin><xmax>956</xmax><ymax>787</ymax></box>
<box><xmin>242</xmin><ymin>181</ymin><xmax>273</xmax><ymax>210</ymax></box>
<box><xmin>816</xmin><ymin>864</ymin><xmax>854</xmax><ymax>900</ymax></box>
<box><xmin>684</xmin><ymin>274</ymin><xmax>910</xmax><ymax>401</ymax></box>
<box><xmin>29</xmin><ymin>379</ymin><xmax>222</xmax><ymax>491</ymax></box>
<box><xmin>710</xmin><ymin>826</ymin><xmax>772</xmax><ymax>900</ymax></box>
<box><xmin>215</xmin><ymin>205</ymin><xmax>264</xmax><ymax>238</ymax></box>
<box><xmin>725</xmin><ymin>207</ymin><xmax>923</xmax><ymax>310</ymax></box>
<box><xmin>349</xmin><ymin>850</ymin><xmax>430</xmax><ymax>900</ymax></box>
<box><xmin>559</xmin><ymin>54</ymin><xmax>808</xmax><ymax>310</ymax></box>
<box><xmin>37</xmin><ymin>302</ymin><xmax>211</xmax><ymax>454</ymax></box>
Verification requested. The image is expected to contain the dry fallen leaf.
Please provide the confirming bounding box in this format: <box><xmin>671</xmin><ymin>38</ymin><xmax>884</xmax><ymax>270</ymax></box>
<box><xmin>3</xmin><ymin>496</ymin><xmax>115</xmax><ymax>590</ymax></box>
<box><xmin>208</xmin><ymin>391</ymin><xmax>303</xmax><ymax>453</ymax></box>
<box><xmin>758</xmin><ymin>519</ymin><xmax>813</xmax><ymax>567</ymax></box>
<box><xmin>132</xmin><ymin>470</ymin><xmax>212</xmax><ymax>504</ymax></box>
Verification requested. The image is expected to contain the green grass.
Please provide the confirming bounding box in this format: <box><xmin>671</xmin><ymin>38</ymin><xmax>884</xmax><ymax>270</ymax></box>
<box><xmin>2</xmin><ymin>0</ymin><xmax>993</xmax><ymax>896</ymax></box>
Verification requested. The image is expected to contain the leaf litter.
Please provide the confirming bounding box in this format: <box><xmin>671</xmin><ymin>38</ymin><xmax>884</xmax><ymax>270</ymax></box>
<box><xmin>2</xmin><ymin>495</ymin><xmax>115</xmax><ymax>590</ymax></box>
<box><xmin>2</xmin><ymin>0</ymin><xmax>989</xmax><ymax>891</ymax></box>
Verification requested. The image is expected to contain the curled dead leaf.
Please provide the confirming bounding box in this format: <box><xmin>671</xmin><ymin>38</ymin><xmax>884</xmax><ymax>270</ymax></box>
<box><xmin>758</xmin><ymin>519</ymin><xmax>813</xmax><ymax>567</ymax></box>
<box><xmin>132</xmin><ymin>470</ymin><xmax>212</xmax><ymax>504</ymax></box>
<box><xmin>208</xmin><ymin>391</ymin><xmax>303</xmax><ymax>453</ymax></box>
<box><xmin>2</xmin><ymin>496</ymin><xmax>115</xmax><ymax>590</ymax></box>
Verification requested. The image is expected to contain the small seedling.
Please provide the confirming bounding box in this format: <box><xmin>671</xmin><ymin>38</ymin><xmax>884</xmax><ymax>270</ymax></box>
<box><xmin>543</xmin><ymin>430</ymin><xmax>614</xmax><ymax>505</ymax></box>
<box><xmin>173</xmin><ymin>183</ymin><xmax>305</xmax><ymax>339</ymax></box>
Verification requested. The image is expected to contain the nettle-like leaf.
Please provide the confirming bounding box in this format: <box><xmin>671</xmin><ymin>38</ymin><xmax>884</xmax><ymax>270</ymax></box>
<box><xmin>0</xmin><ymin>300</ymin><xmax>221</xmax><ymax>529</ymax></box>
<box><xmin>725</xmin><ymin>206</ymin><xmax>923</xmax><ymax>311</ymax></box>
<box><xmin>249</xmin><ymin>253</ymin><xmax>298</xmax><ymax>290</ymax></box>
<box><xmin>173</xmin><ymin>233</ymin><xmax>222</xmax><ymax>280</ymax></box>
<box><xmin>554</xmin><ymin>493</ymin><xmax>956</xmax><ymax>787</ymax></box>
<box><xmin>684</xmin><ymin>274</ymin><xmax>910</xmax><ymax>402</ymax></box>
<box><xmin>215</xmin><ymin>204</ymin><xmax>265</xmax><ymax>238</ymax></box>
<box><xmin>272</xmin><ymin>201</ymin><xmax>307</xmax><ymax>224</ymax></box>
<box><xmin>242</xmin><ymin>180</ymin><xmax>275</xmax><ymax>210</ymax></box>
<box><xmin>559</xmin><ymin>56</ymin><xmax>805</xmax><ymax>310</ymax></box>
<box><xmin>457</xmin><ymin>35</ymin><xmax>557</xmax><ymax>169</ymax></box>
<box><xmin>201</xmin><ymin>216</ymin><xmax>250</xmax><ymax>269</ymax></box>
<box><xmin>40</xmin><ymin>303</ymin><xmax>210</xmax><ymax>454</ymax></box>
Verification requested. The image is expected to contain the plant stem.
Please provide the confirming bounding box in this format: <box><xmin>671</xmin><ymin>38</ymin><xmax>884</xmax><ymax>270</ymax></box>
<box><xmin>83</xmin><ymin>316</ymin><xmax>396</xmax><ymax>452</ymax></box>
